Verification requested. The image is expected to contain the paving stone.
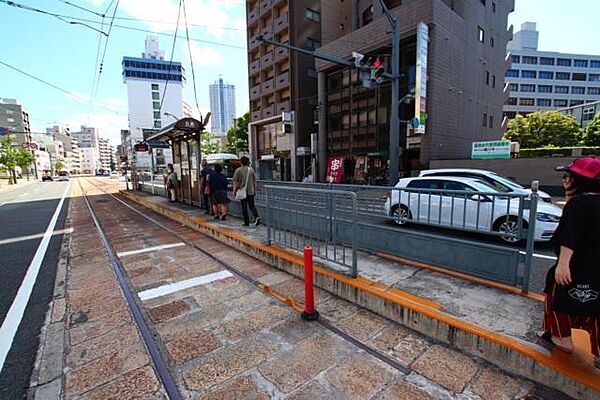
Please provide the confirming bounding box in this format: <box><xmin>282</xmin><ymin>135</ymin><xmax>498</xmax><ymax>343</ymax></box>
<box><xmin>374</xmin><ymin>379</ymin><xmax>433</xmax><ymax>400</ymax></box>
<box><xmin>201</xmin><ymin>375</ymin><xmax>270</xmax><ymax>400</ymax></box>
<box><xmin>68</xmin><ymin>297</ymin><xmax>128</xmax><ymax>326</ymax></box>
<box><xmin>336</xmin><ymin>309</ymin><xmax>390</xmax><ymax>342</ymax></box>
<box><xmin>225</xmin><ymin>290</ymin><xmax>271</xmax><ymax>314</ymax></box>
<box><xmin>219</xmin><ymin>304</ymin><xmax>291</xmax><ymax>342</ymax></box>
<box><xmin>68</xmin><ymin>310</ymin><xmax>131</xmax><ymax>346</ymax></box>
<box><xmin>315</xmin><ymin>297</ymin><xmax>360</xmax><ymax>323</ymax></box>
<box><xmin>67</xmin><ymin>325</ymin><xmax>143</xmax><ymax>367</ymax></box>
<box><xmin>370</xmin><ymin>324</ymin><xmax>430</xmax><ymax>367</ymax></box>
<box><xmin>147</xmin><ymin>300</ymin><xmax>190</xmax><ymax>323</ymax></box>
<box><xmin>183</xmin><ymin>334</ymin><xmax>279</xmax><ymax>391</ymax></box>
<box><xmin>78</xmin><ymin>366</ymin><xmax>161</xmax><ymax>400</ymax></box>
<box><xmin>36</xmin><ymin>322</ymin><xmax>65</xmax><ymax>384</ymax></box>
<box><xmin>411</xmin><ymin>345</ymin><xmax>479</xmax><ymax>393</ymax></box>
<box><xmin>157</xmin><ymin>304</ymin><xmax>229</xmax><ymax>341</ymax></box>
<box><xmin>471</xmin><ymin>368</ymin><xmax>524</xmax><ymax>400</ymax></box>
<box><xmin>270</xmin><ymin>318</ymin><xmax>321</xmax><ymax>345</ymax></box>
<box><xmin>287</xmin><ymin>381</ymin><xmax>342</xmax><ymax>400</ymax></box>
<box><xmin>165</xmin><ymin>329</ymin><xmax>221</xmax><ymax>365</ymax></box>
<box><xmin>33</xmin><ymin>378</ymin><xmax>62</xmax><ymax>400</ymax></box>
<box><xmin>51</xmin><ymin>298</ymin><xmax>66</xmax><ymax>323</ymax></box>
<box><xmin>325</xmin><ymin>352</ymin><xmax>395</xmax><ymax>400</ymax></box>
<box><xmin>258</xmin><ymin>333</ymin><xmax>348</xmax><ymax>393</ymax></box>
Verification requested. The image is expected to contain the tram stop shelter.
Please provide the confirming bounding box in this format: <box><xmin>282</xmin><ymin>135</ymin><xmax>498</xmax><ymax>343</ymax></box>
<box><xmin>145</xmin><ymin>117</ymin><xmax>205</xmax><ymax>206</ymax></box>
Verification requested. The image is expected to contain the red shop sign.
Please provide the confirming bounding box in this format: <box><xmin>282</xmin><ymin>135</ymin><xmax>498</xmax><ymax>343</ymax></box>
<box><xmin>326</xmin><ymin>157</ymin><xmax>344</xmax><ymax>183</ymax></box>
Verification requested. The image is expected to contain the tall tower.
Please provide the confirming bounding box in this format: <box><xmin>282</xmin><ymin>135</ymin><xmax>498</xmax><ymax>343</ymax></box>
<box><xmin>122</xmin><ymin>37</ymin><xmax>185</xmax><ymax>170</ymax></box>
<box><xmin>209</xmin><ymin>75</ymin><xmax>236</xmax><ymax>134</ymax></box>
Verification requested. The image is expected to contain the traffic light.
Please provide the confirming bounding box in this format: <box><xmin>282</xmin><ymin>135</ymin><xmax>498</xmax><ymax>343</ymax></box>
<box><xmin>370</xmin><ymin>58</ymin><xmax>385</xmax><ymax>83</ymax></box>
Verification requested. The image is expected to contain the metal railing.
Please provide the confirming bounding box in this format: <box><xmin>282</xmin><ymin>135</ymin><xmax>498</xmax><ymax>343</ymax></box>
<box><xmin>264</xmin><ymin>185</ymin><xmax>358</xmax><ymax>278</ymax></box>
<box><xmin>139</xmin><ymin>179</ymin><xmax>168</xmax><ymax>198</ymax></box>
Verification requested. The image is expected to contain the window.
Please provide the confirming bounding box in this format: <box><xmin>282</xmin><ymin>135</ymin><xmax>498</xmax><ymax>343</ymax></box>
<box><xmin>362</xmin><ymin>5</ymin><xmax>374</xmax><ymax>26</ymax></box>
<box><xmin>539</xmin><ymin>71</ymin><xmax>553</xmax><ymax>79</ymax></box>
<box><xmin>583</xmin><ymin>107</ymin><xmax>596</xmax><ymax>121</ymax></box>
<box><xmin>6</xmin><ymin>117</ymin><xmax>14</xmax><ymax>123</ymax></box>
<box><xmin>151</xmin><ymin>84</ymin><xmax>159</xmax><ymax>90</ymax></box>
<box><xmin>589</xmin><ymin>74</ymin><xmax>600</xmax><ymax>82</ymax></box>
<box><xmin>537</xmin><ymin>99</ymin><xmax>552</xmax><ymax>107</ymax></box>
<box><xmin>589</xmin><ymin>87</ymin><xmax>600</xmax><ymax>95</ymax></box>
<box><xmin>554</xmin><ymin>99</ymin><xmax>568</xmax><ymax>107</ymax></box>
<box><xmin>305</xmin><ymin>8</ymin><xmax>320</xmax><ymax>22</ymax></box>
<box><xmin>489</xmin><ymin>115</ymin><xmax>494</xmax><ymax>128</ymax></box>
<box><xmin>482</xmin><ymin>113</ymin><xmax>488</xmax><ymax>127</ymax></box>
<box><xmin>492</xmin><ymin>2</ymin><xmax>496</xmax><ymax>12</ymax></box>
<box><xmin>540</xmin><ymin>57</ymin><xmax>555</xmax><ymax>65</ymax></box>
<box><xmin>572</xmin><ymin>73</ymin><xmax>587</xmax><ymax>81</ymax></box>
<box><xmin>555</xmin><ymin>86</ymin><xmax>569</xmax><ymax>94</ymax></box>
<box><xmin>511</xmin><ymin>55</ymin><xmax>520</xmax><ymax>64</ymax></box>
<box><xmin>153</xmin><ymin>111</ymin><xmax>161</xmax><ymax>119</ymax></box>
<box><xmin>522</xmin><ymin>56</ymin><xmax>537</xmax><ymax>64</ymax></box>
<box><xmin>506</xmin><ymin>97</ymin><xmax>518</xmax><ymax>105</ymax></box>
<box><xmin>152</xmin><ymin>92</ymin><xmax>160</xmax><ymax>100</ymax></box>
<box><xmin>485</xmin><ymin>71</ymin><xmax>490</xmax><ymax>84</ymax></box>
<box><xmin>5</xmin><ymin>109</ymin><xmax>13</xmax><ymax>115</ymax></box>
<box><xmin>574</xmin><ymin>59</ymin><xmax>588</xmax><ymax>68</ymax></box>
<box><xmin>519</xmin><ymin>98</ymin><xmax>535</xmax><ymax>106</ymax></box>
<box><xmin>555</xmin><ymin>72</ymin><xmax>570</xmax><ymax>80</ymax></box>
<box><xmin>570</xmin><ymin>100</ymin><xmax>584</xmax><ymax>107</ymax></box>
<box><xmin>520</xmin><ymin>84</ymin><xmax>535</xmax><ymax>92</ymax></box>
<box><xmin>509</xmin><ymin>83</ymin><xmax>519</xmax><ymax>91</ymax></box>
<box><xmin>557</xmin><ymin>58</ymin><xmax>572</xmax><ymax>66</ymax></box>
<box><xmin>153</xmin><ymin>120</ymin><xmax>162</xmax><ymax>129</ymax></box>
<box><xmin>305</xmin><ymin>38</ymin><xmax>321</xmax><ymax>50</ymax></box>
<box><xmin>505</xmin><ymin>69</ymin><xmax>519</xmax><ymax>77</ymax></box>
<box><xmin>478</xmin><ymin>26</ymin><xmax>485</xmax><ymax>43</ymax></box>
<box><xmin>153</xmin><ymin>101</ymin><xmax>160</xmax><ymax>110</ymax></box>
<box><xmin>591</xmin><ymin>60</ymin><xmax>600</xmax><ymax>68</ymax></box>
<box><xmin>572</xmin><ymin>87</ymin><xmax>585</xmax><ymax>94</ymax></box>
<box><xmin>492</xmin><ymin>75</ymin><xmax>496</xmax><ymax>88</ymax></box>
<box><xmin>490</xmin><ymin>37</ymin><xmax>495</xmax><ymax>47</ymax></box>
<box><xmin>521</xmin><ymin>70</ymin><xmax>536</xmax><ymax>79</ymax></box>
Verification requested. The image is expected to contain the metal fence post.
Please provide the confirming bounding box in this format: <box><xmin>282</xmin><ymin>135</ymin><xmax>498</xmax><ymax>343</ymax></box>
<box><xmin>350</xmin><ymin>193</ymin><xmax>358</xmax><ymax>278</ymax></box>
<box><xmin>265</xmin><ymin>186</ymin><xmax>272</xmax><ymax>245</ymax></box>
<box><xmin>522</xmin><ymin>180</ymin><xmax>538</xmax><ymax>293</ymax></box>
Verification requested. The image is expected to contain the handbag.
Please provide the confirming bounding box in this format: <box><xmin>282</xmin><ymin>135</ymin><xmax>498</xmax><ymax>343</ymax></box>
<box><xmin>552</xmin><ymin>268</ymin><xmax>600</xmax><ymax>317</ymax></box>
<box><xmin>235</xmin><ymin>168</ymin><xmax>251</xmax><ymax>201</ymax></box>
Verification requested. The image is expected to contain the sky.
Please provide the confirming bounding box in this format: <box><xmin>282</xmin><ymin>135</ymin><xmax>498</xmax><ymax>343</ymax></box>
<box><xmin>0</xmin><ymin>0</ymin><xmax>599</xmax><ymax>146</ymax></box>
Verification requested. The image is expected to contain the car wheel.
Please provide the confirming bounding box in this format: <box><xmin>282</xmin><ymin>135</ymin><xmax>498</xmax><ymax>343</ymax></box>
<box><xmin>493</xmin><ymin>217</ymin><xmax>527</xmax><ymax>245</ymax></box>
<box><xmin>391</xmin><ymin>204</ymin><xmax>411</xmax><ymax>226</ymax></box>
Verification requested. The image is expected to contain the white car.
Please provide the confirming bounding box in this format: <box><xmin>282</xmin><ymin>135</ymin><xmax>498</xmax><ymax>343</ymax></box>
<box><xmin>109</xmin><ymin>171</ymin><xmax>120</xmax><ymax>179</ymax></box>
<box><xmin>57</xmin><ymin>171</ymin><xmax>69</xmax><ymax>181</ymax></box>
<box><xmin>418</xmin><ymin>168</ymin><xmax>554</xmax><ymax>204</ymax></box>
<box><xmin>384</xmin><ymin>176</ymin><xmax>562</xmax><ymax>243</ymax></box>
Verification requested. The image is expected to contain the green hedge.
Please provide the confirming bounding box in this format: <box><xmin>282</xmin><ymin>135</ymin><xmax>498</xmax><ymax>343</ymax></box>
<box><xmin>519</xmin><ymin>147</ymin><xmax>600</xmax><ymax>158</ymax></box>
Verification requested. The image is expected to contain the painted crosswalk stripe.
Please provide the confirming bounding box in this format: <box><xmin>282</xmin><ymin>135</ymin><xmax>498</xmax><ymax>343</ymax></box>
<box><xmin>138</xmin><ymin>270</ymin><xmax>233</xmax><ymax>301</ymax></box>
<box><xmin>117</xmin><ymin>242</ymin><xmax>185</xmax><ymax>257</ymax></box>
<box><xmin>0</xmin><ymin>228</ymin><xmax>73</xmax><ymax>246</ymax></box>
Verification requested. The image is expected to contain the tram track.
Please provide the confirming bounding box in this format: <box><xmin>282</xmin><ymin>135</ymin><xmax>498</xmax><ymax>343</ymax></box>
<box><xmin>79</xmin><ymin>177</ymin><xmax>415</xmax><ymax>386</ymax></box>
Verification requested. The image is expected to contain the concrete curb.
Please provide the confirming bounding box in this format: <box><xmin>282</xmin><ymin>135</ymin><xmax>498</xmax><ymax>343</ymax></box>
<box><xmin>121</xmin><ymin>190</ymin><xmax>599</xmax><ymax>400</ymax></box>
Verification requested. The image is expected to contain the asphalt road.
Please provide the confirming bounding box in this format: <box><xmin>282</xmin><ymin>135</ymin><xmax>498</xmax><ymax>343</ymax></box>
<box><xmin>0</xmin><ymin>180</ymin><xmax>70</xmax><ymax>399</ymax></box>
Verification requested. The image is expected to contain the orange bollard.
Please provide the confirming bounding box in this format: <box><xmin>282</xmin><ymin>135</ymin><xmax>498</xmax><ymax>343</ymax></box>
<box><xmin>301</xmin><ymin>246</ymin><xmax>319</xmax><ymax>321</ymax></box>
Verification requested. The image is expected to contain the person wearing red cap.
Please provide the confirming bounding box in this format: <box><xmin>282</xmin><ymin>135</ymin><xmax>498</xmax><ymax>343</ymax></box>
<box><xmin>538</xmin><ymin>156</ymin><xmax>600</xmax><ymax>369</ymax></box>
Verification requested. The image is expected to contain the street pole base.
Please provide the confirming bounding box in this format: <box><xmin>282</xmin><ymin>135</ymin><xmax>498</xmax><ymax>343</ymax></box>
<box><xmin>301</xmin><ymin>311</ymin><xmax>319</xmax><ymax>321</ymax></box>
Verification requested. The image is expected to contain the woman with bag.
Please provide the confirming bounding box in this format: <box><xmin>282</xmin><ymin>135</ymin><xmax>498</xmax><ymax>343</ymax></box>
<box><xmin>537</xmin><ymin>156</ymin><xmax>600</xmax><ymax>369</ymax></box>
<box><xmin>233</xmin><ymin>156</ymin><xmax>260</xmax><ymax>227</ymax></box>
<box><xmin>165</xmin><ymin>164</ymin><xmax>177</xmax><ymax>202</ymax></box>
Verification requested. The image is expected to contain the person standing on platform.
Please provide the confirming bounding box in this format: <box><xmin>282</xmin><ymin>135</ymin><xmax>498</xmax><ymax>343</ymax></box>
<box><xmin>209</xmin><ymin>163</ymin><xmax>229</xmax><ymax>220</ymax></box>
<box><xmin>165</xmin><ymin>163</ymin><xmax>177</xmax><ymax>202</ymax></box>
<box><xmin>200</xmin><ymin>159</ymin><xmax>213</xmax><ymax>215</ymax></box>
<box><xmin>233</xmin><ymin>156</ymin><xmax>260</xmax><ymax>227</ymax></box>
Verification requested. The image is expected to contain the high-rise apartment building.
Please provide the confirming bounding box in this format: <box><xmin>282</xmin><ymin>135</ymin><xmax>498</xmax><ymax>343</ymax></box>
<box><xmin>246</xmin><ymin>0</ymin><xmax>351</xmax><ymax>181</ymax></box>
<box><xmin>47</xmin><ymin>125</ymin><xmax>82</xmax><ymax>174</ymax></box>
<box><xmin>503</xmin><ymin>22</ymin><xmax>600</xmax><ymax>120</ymax></box>
<box><xmin>72</xmin><ymin>125</ymin><xmax>113</xmax><ymax>174</ymax></box>
<box><xmin>209</xmin><ymin>75</ymin><xmax>236</xmax><ymax>135</ymax></box>
<box><xmin>99</xmin><ymin>137</ymin><xmax>114</xmax><ymax>171</ymax></box>
<box><xmin>122</xmin><ymin>37</ymin><xmax>183</xmax><ymax>171</ymax></box>
<box><xmin>0</xmin><ymin>98</ymin><xmax>30</xmax><ymax>134</ymax></box>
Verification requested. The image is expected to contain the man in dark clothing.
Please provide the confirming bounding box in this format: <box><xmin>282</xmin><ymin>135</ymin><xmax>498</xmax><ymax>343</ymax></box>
<box><xmin>209</xmin><ymin>164</ymin><xmax>229</xmax><ymax>220</ymax></box>
<box><xmin>200</xmin><ymin>160</ymin><xmax>213</xmax><ymax>214</ymax></box>
<box><xmin>233</xmin><ymin>156</ymin><xmax>260</xmax><ymax>227</ymax></box>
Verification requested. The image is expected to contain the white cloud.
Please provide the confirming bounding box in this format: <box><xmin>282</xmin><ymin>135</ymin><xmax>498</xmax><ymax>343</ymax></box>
<box><xmin>184</xmin><ymin>42</ymin><xmax>224</xmax><ymax>66</ymax></box>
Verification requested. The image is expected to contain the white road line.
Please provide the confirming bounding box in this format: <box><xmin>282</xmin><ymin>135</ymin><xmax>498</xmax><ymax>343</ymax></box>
<box><xmin>0</xmin><ymin>228</ymin><xmax>74</xmax><ymax>246</ymax></box>
<box><xmin>138</xmin><ymin>270</ymin><xmax>233</xmax><ymax>301</ymax></box>
<box><xmin>519</xmin><ymin>251</ymin><xmax>557</xmax><ymax>261</ymax></box>
<box><xmin>0</xmin><ymin>180</ymin><xmax>71</xmax><ymax>372</ymax></box>
<box><xmin>17</xmin><ymin>192</ymin><xmax>29</xmax><ymax>198</ymax></box>
<box><xmin>117</xmin><ymin>242</ymin><xmax>185</xmax><ymax>257</ymax></box>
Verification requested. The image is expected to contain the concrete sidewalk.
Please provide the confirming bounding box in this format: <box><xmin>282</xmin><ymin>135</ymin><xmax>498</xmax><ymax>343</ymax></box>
<box><xmin>120</xmin><ymin>189</ymin><xmax>600</xmax><ymax>400</ymax></box>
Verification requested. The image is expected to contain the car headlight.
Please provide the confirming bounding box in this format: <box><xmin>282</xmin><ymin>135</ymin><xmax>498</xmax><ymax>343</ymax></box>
<box><xmin>536</xmin><ymin>212</ymin><xmax>560</xmax><ymax>223</ymax></box>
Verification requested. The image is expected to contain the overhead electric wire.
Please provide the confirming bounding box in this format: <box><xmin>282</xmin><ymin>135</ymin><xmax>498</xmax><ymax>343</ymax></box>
<box><xmin>0</xmin><ymin>60</ymin><xmax>124</xmax><ymax>116</ymax></box>
<box><xmin>182</xmin><ymin>0</ymin><xmax>202</xmax><ymax>118</ymax></box>
<box><xmin>57</xmin><ymin>0</ymin><xmax>103</xmax><ymax>17</ymax></box>
<box><xmin>159</xmin><ymin>0</ymin><xmax>183</xmax><ymax>114</ymax></box>
<box><xmin>91</xmin><ymin>0</ymin><xmax>120</xmax><ymax>107</ymax></box>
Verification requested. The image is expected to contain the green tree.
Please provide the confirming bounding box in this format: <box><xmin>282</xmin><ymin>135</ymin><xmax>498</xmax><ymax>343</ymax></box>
<box><xmin>0</xmin><ymin>135</ymin><xmax>19</xmax><ymax>184</ymax></box>
<box><xmin>503</xmin><ymin>111</ymin><xmax>581</xmax><ymax>148</ymax></box>
<box><xmin>15</xmin><ymin>148</ymin><xmax>35</xmax><ymax>181</ymax></box>
<box><xmin>582</xmin><ymin>112</ymin><xmax>600</xmax><ymax>146</ymax></box>
<box><xmin>201</xmin><ymin>131</ymin><xmax>221</xmax><ymax>155</ymax></box>
<box><xmin>225</xmin><ymin>112</ymin><xmax>249</xmax><ymax>154</ymax></box>
<box><xmin>54</xmin><ymin>160</ymin><xmax>64</xmax><ymax>174</ymax></box>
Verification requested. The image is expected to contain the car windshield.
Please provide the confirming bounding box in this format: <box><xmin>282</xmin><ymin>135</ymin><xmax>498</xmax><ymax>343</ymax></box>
<box><xmin>59</xmin><ymin>171</ymin><xmax>68</xmax><ymax>176</ymax></box>
<box><xmin>489</xmin><ymin>172</ymin><xmax>525</xmax><ymax>190</ymax></box>
<box><xmin>469</xmin><ymin>179</ymin><xmax>501</xmax><ymax>193</ymax></box>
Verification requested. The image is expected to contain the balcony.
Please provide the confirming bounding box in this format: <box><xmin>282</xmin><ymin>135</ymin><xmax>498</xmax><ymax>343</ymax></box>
<box><xmin>251</xmin><ymin>109</ymin><xmax>261</xmax><ymax>121</ymax></box>
<box><xmin>261</xmin><ymin>78</ymin><xmax>274</xmax><ymax>95</ymax></box>
<box><xmin>274</xmin><ymin>46</ymin><xmax>289</xmax><ymax>62</ymax></box>
<box><xmin>249</xmin><ymin>59</ymin><xmax>261</xmax><ymax>76</ymax></box>
<box><xmin>262</xmin><ymin>104</ymin><xmax>275</xmax><ymax>119</ymax></box>
<box><xmin>273</xmin><ymin>12</ymin><xmax>288</xmax><ymax>35</ymax></box>
<box><xmin>250</xmin><ymin>84</ymin><xmax>261</xmax><ymax>100</ymax></box>
<box><xmin>275</xmin><ymin>71</ymin><xmax>289</xmax><ymax>89</ymax></box>
<box><xmin>260</xmin><ymin>26</ymin><xmax>272</xmax><ymax>41</ymax></box>
<box><xmin>247</xmin><ymin>7</ymin><xmax>259</xmax><ymax>27</ymax></box>
<box><xmin>261</xmin><ymin>51</ymin><xmax>274</xmax><ymax>69</ymax></box>
<box><xmin>259</xmin><ymin>0</ymin><xmax>272</xmax><ymax>16</ymax></box>
<box><xmin>276</xmin><ymin>99</ymin><xmax>290</xmax><ymax>113</ymax></box>
<box><xmin>248</xmin><ymin>34</ymin><xmax>262</xmax><ymax>51</ymax></box>
<box><xmin>273</xmin><ymin>0</ymin><xmax>286</xmax><ymax>7</ymax></box>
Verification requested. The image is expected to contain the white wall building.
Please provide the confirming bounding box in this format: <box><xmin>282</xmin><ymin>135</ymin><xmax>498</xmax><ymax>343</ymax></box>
<box><xmin>504</xmin><ymin>22</ymin><xmax>600</xmax><ymax>121</ymax></box>
<box><xmin>123</xmin><ymin>37</ymin><xmax>182</xmax><ymax>171</ymax></box>
<box><xmin>209</xmin><ymin>75</ymin><xmax>236</xmax><ymax>135</ymax></box>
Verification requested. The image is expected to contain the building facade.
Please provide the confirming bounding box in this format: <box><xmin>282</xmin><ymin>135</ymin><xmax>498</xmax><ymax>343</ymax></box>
<box><xmin>99</xmin><ymin>137</ymin><xmax>114</xmax><ymax>171</ymax></box>
<box><xmin>0</xmin><ymin>98</ymin><xmax>30</xmax><ymax>135</ymax></box>
<box><xmin>313</xmin><ymin>0</ymin><xmax>514</xmax><ymax>183</ymax></box>
<box><xmin>72</xmin><ymin>125</ymin><xmax>112</xmax><ymax>174</ymax></box>
<box><xmin>209</xmin><ymin>75</ymin><xmax>236</xmax><ymax>135</ymax></box>
<box><xmin>47</xmin><ymin>125</ymin><xmax>82</xmax><ymax>174</ymax></box>
<box><xmin>503</xmin><ymin>22</ymin><xmax>600</xmax><ymax>121</ymax></box>
<box><xmin>122</xmin><ymin>37</ymin><xmax>182</xmax><ymax>171</ymax></box>
<box><xmin>246</xmin><ymin>0</ymin><xmax>352</xmax><ymax>181</ymax></box>
<box><xmin>558</xmin><ymin>100</ymin><xmax>600</xmax><ymax>128</ymax></box>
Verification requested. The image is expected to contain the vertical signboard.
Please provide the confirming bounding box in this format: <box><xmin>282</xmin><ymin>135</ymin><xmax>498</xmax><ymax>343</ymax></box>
<box><xmin>326</xmin><ymin>157</ymin><xmax>344</xmax><ymax>183</ymax></box>
<box><xmin>414</xmin><ymin>22</ymin><xmax>429</xmax><ymax>134</ymax></box>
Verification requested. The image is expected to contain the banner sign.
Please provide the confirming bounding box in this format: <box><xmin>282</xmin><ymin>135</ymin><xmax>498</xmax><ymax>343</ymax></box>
<box><xmin>414</xmin><ymin>22</ymin><xmax>429</xmax><ymax>134</ymax></box>
<box><xmin>142</xmin><ymin>128</ymin><xmax>170</xmax><ymax>149</ymax></box>
<box><xmin>471</xmin><ymin>140</ymin><xmax>511</xmax><ymax>159</ymax></box>
<box><xmin>326</xmin><ymin>157</ymin><xmax>344</xmax><ymax>183</ymax></box>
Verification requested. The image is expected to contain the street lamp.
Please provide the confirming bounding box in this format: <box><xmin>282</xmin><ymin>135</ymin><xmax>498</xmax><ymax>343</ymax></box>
<box><xmin>163</xmin><ymin>112</ymin><xmax>178</xmax><ymax>122</ymax></box>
